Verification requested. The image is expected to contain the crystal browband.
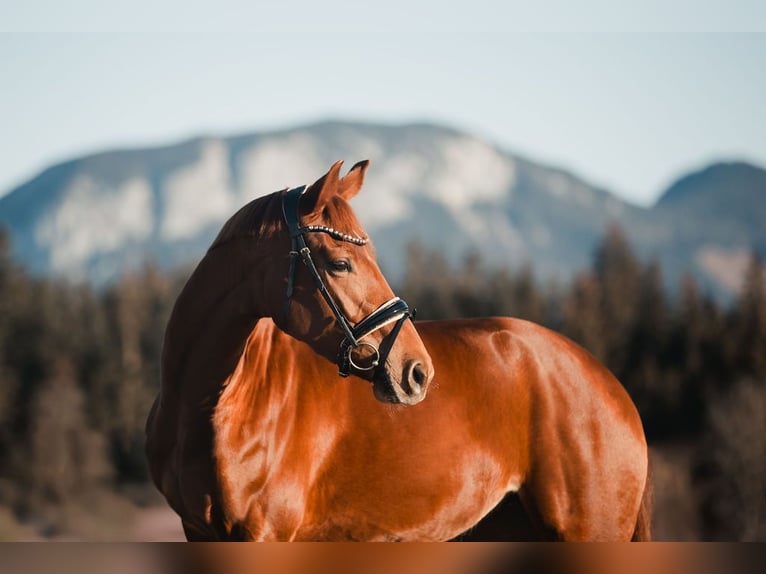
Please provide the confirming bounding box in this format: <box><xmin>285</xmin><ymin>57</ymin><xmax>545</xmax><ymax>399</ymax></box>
<box><xmin>298</xmin><ymin>225</ymin><xmax>368</xmax><ymax>246</ymax></box>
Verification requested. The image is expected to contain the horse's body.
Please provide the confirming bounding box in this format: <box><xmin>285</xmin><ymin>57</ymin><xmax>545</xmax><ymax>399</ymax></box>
<box><xmin>146</xmin><ymin>160</ymin><xmax>650</xmax><ymax>541</ymax></box>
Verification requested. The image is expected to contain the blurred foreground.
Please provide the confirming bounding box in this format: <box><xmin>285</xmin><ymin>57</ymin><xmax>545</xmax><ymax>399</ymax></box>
<box><xmin>0</xmin><ymin>499</ymin><xmax>184</xmax><ymax>541</ymax></box>
<box><xmin>0</xmin><ymin>543</ymin><xmax>763</xmax><ymax>574</ymax></box>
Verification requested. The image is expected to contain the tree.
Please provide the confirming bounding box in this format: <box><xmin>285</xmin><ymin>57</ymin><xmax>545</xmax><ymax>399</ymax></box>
<box><xmin>701</xmin><ymin>380</ymin><xmax>766</xmax><ymax>540</ymax></box>
<box><xmin>593</xmin><ymin>225</ymin><xmax>641</xmax><ymax>374</ymax></box>
<box><xmin>734</xmin><ymin>253</ymin><xmax>766</xmax><ymax>378</ymax></box>
<box><xmin>561</xmin><ymin>273</ymin><xmax>606</xmax><ymax>362</ymax></box>
<box><xmin>401</xmin><ymin>241</ymin><xmax>454</xmax><ymax>320</ymax></box>
<box><xmin>623</xmin><ymin>261</ymin><xmax>679</xmax><ymax>435</ymax></box>
<box><xmin>0</xmin><ymin>228</ymin><xmax>19</xmax><ymax>490</ymax></box>
<box><xmin>102</xmin><ymin>268</ymin><xmax>172</xmax><ymax>481</ymax></box>
<box><xmin>454</xmin><ymin>251</ymin><xmax>490</xmax><ymax>318</ymax></box>
<box><xmin>512</xmin><ymin>264</ymin><xmax>547</xmax><ymax>325</ymax></box>
<box><xmin>26</xmin><ymin>357</ymin><xmax>112</xmax><ymax>505</ymax></box>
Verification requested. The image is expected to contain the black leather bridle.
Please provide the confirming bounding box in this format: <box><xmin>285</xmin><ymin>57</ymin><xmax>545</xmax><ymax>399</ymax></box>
<box><xmin>282</xmin><ymin>185</ymin><xmax>415</xmax><ymax>378</ymax></box>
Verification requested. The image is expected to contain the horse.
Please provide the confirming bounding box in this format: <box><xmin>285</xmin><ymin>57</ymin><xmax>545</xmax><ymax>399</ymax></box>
<box><xmin>145</xmin><ymin>159</ymin><xmax>651</xmax><ymax>541</ymax></box>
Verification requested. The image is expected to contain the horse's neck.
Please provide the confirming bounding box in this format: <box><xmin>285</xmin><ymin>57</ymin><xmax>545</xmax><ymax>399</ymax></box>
<box><xmin>161</xmin><ymin>239</ymin><xmax>271</xmax><ymax>407</ymax></box>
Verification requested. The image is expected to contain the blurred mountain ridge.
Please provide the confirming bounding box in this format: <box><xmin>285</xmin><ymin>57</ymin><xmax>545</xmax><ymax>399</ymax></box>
<box><xmin>1</xmin><ymin>120</ymin><xmax>764</xmax><ymax>298</ymax></box>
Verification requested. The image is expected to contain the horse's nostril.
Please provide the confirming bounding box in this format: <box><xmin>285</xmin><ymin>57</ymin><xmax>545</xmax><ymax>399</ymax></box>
<box><xmin>412</xmin><ymin>363</ymin><xmax>426</xmax><ymax>388</ymax></box>
<box><xmin>400</xmin><ymin>361</ymin><xmax>429</xmax><ymax>399</ymax></box>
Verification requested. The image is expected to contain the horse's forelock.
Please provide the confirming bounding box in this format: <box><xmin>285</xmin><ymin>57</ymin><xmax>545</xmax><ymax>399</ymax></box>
<box><xmin>321</xmin><ymin>196</ymin><xmax>368</xmax><ymax>242</ymax></box>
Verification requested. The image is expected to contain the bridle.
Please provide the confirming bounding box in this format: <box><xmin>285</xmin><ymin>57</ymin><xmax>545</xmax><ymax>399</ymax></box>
<box><xmin>282</xmin><ymin>185</ymin><xmax>415</xmax><ymax>378</ymax></box>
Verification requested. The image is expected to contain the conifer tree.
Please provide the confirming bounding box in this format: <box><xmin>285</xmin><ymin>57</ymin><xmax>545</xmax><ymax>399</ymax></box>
<box><xmin>593</xmin><ymin>225</ymin><xmax>641</xmax><ymax>374</ymax></box>
<box><xmin>704</xmin><ymin>380</ymin><xmax>766</xmax><ymax>540</ymax></box>
<box><xmin>27</xmin><ymin>357</ymin><xmax>112</xmax><ymax>505</ymax></box>
<box><xmin>511</xmin><ymin>264</ymin><xmax>546</xmax><ymax>324</ymax></box>
<box><xmin>562</xmin><ymin>273</ymin><xmax>606</xmax><ymax>361</ymax></box>
<box><xmin>735</xmin><ymin>253</ymin><xmax>766</xmax><ymax>378</ymax></box>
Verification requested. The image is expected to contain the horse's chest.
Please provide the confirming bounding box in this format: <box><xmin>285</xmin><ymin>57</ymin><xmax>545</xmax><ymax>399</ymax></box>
<box><xmin>212</xmin><ymin>402</ymin><xmax>513</xmax><ymax>540</ymax></box>
<box><xmin>211</xmin><ymin>410</ymin><xmax>342</xmax><ymax>539</ymax></box>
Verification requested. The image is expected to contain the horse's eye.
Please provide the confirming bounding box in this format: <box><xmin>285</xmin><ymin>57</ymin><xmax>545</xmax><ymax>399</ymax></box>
<box><xmin>329</xmin><ymin>259</ymin><xmax>351</xmax><ymax>273</ymax></box>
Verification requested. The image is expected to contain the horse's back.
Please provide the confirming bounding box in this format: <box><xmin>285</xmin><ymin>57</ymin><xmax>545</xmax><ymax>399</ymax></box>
<box><xmin>416</xmin><ymin>316</ymin><xmax>644</xmax><ymax>436</ymax></box>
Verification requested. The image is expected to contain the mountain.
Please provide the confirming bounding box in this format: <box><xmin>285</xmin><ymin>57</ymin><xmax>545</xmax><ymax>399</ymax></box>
<box><xmin>0</xmin><ymin>121</ymin><xmax>763</xmax><ymax>298</ymax></box>
<box><xmin>650</xmin><ymin>161</ymin><xmax>766</xmax><ymax>295</ymax></box>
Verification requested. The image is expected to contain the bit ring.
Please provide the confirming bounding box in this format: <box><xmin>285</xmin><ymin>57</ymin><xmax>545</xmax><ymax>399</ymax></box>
<box><xmin>347</xmin><ymin>341</ymin><xmax>380</xmax><ymax>372</ymax></box>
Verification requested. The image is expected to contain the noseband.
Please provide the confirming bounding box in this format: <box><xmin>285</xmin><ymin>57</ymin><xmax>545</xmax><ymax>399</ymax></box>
<box><xmin>282</xmin><ymin>186</ymin><xmax>414</xmax><ymax>377</ymax></box>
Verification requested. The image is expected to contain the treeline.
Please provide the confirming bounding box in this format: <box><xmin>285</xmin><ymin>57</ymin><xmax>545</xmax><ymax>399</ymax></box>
<box><xmin>0</xmin><ymin>228</ymin><xmax>186</xmax><ymax>536</ymax></box>
<box><xmin>0</xmin><ymin>225</ymin><xmax>764</xmax><ymax>540</ymax></box>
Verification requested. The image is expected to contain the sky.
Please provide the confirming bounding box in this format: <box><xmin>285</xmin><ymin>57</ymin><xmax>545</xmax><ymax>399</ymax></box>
<box><xmin>1</xmin><ymin>2</ymin><xmax>765</xmax><ymax>206</ymax></box>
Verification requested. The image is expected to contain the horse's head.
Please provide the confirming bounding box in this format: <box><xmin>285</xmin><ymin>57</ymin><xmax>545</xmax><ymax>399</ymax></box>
<box><xmin>270</xmin><ymin>160</ymin><xmax>435</xmax><ymax>405</ymax></box>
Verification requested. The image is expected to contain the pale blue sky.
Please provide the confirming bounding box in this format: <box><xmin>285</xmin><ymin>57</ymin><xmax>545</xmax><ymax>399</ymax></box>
<box><xmin>1</xmin><ymin>2</ymin><xmax>765</xmax><ymax>205</ymax></box>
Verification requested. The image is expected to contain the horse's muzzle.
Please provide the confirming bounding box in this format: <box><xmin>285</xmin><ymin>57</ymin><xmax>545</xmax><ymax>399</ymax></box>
<box><xmin>373</xmin><ymin>359</ymin><xmax>431</xmax><ymax>406</ymax></box>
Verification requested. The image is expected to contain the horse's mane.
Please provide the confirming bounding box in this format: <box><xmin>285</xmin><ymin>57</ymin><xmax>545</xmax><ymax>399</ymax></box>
<box><xmin>209</xmin><ymin>190</ymin><xmax>286</xmax><ymax>251</ymax></box>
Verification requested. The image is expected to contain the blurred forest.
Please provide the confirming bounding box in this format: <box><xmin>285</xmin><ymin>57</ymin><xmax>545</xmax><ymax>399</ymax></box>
<box><xmin>0</xmin><ymin>225</ymin><xmax>764</xmax><ymax>540</ymax></box>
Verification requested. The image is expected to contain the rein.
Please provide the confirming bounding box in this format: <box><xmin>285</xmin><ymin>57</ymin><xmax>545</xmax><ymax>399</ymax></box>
<box><xmin>281</xmin><ymin>185</ymin><xmax>414</xmax><ymax>377</ymax></box>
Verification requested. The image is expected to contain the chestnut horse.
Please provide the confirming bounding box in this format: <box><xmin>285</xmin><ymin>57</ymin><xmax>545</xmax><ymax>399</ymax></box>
<box><xmin>145</xmin><ymin>160</ymin><xmax>651</xmax><ymax>541</ymax></box>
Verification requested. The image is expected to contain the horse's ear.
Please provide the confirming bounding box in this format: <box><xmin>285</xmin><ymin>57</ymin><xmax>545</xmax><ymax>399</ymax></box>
<box><xmin>339</xmin><ymin>160</ymin><xmax>370</xmax><ymax>200</ymax></box>
<box><xmin>301</xmin><ymin>160</ymin><xmax>344</xmax><ymax>216</ymax></box>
